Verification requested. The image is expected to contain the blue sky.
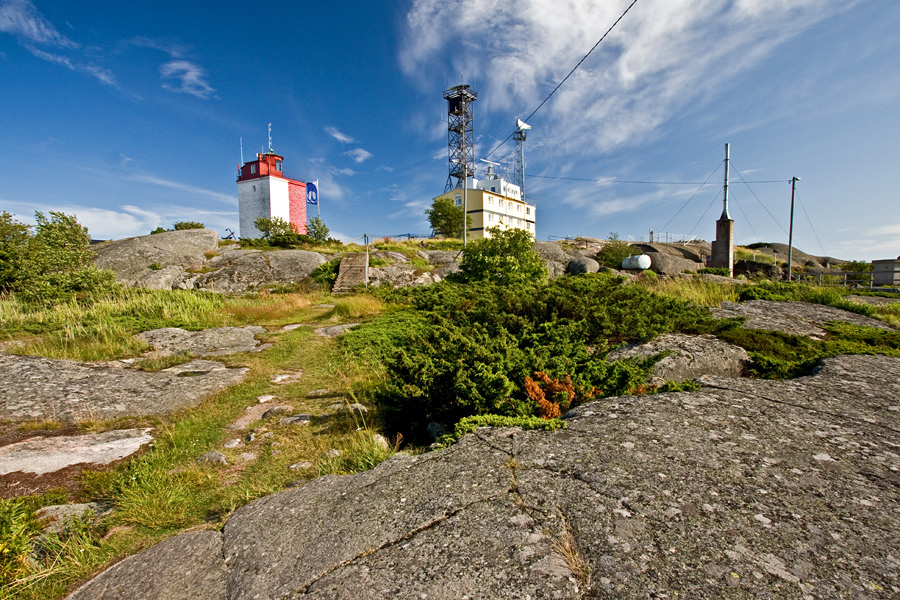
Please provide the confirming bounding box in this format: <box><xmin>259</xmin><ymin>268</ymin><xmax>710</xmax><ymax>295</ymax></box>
<box><xmin>1</xmin><ymin>0</ymin><xmax>898</xmax><ymax>260</ymax></box>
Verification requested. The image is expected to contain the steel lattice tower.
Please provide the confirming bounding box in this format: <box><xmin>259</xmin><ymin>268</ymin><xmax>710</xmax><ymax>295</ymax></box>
<box><xmin>443</xmin><ymin>84</ymin><xmax>477</xmax><ymax>191</ymax></box>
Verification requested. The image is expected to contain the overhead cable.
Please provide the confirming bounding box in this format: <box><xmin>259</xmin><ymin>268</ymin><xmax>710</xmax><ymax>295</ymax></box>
<box><xmin>484</xmin><ymin>0</ymin><xmax>640</xmax><ymax>160</ymax></box>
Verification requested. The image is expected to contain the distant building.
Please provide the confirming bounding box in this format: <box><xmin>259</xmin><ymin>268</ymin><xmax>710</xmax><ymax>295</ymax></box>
<box><xmin>237</xmin><ymin>152</ymin><xmax>307</xmax><ymax>238</ymax></box>
<box><xmin>432</xmin><ymin>165</ymin><xmax>536</xmax><ymax>240</ymax></box>
<box><xmin>873</xmin><ymin>258</ymin><xmax>900</xmax><ymax>286</ymax></box>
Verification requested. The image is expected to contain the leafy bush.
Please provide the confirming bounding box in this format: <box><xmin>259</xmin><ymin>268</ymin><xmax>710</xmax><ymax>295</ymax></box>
<box><xmin>172</xmin><ymin>221</ymin><xmax>205</xmax><ymax>230</ymax></box>
<box><xmin>426</xmin><ymin>197</ymin><xmax>467</xmax><ymax>238</ymax></box>
<box><xmin>597</xmin><ymin>232</ymin><xmax>637</xmax><ymax>268</ymax></box>
<box><xmin>254</xmin><ymin>216</ymin><xmax>297</xmax><ymax>238</ymax></box>
<box><xmin>0</xmin><ymin>211</ymin><xmax>118</xmax><ymax>303</ymax></box>
<box><xmin>839</xmin><ymin>260</ymin><xmax>872</xmax><ymax>272</ymax></box>
<box><xmin>434</xmin><ymin>414</ymin><xmax>567</xmax><ymax>448</ymax></box>
<box><xmin>0</xmin><ymin>499</ymin><xmax>41</xmax><ymax>587</ymax></box>
<box><xmin>698</xmin><ymin>267</ymin><xmax>730</xmax><ymax>276</ymax></box>
<box><xmin>310</xmin><ymin>257</ymin><xmax>342</xmax><ymax>289</ymax></box>
<box><xmin>306</xmin><ymin>216</ymin><xmax>330</xmax><ymax>242</ymax></box>
<box><xmin>348</xmin><ymin>274</ymin><xmax>719</xmax><ymax>441</ymax></box>
<box><xmin>457</xmin><ymin>227</ymin><xmax>547</xmax><ymax>285</ymax></box>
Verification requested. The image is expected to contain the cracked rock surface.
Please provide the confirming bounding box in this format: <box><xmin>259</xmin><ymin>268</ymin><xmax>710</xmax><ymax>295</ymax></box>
<box><xmin>0</xmin><ymin>354</ymin><xmax>247</xmax><ymax>422</ymax></box>
<box><xmin>712</xmin><ymin>299</ymin><xmax>892</xmax><ymax>337</ymax></box>
<box><xmin>137</xmin><ymin>326</ymin><xmax>269</xmax><ymax>356</ymax></box>
<box><xmin>68</xmin><ymin>353</ymin><xmax>900</xmax><ymax>599</ymax></box>
<box><xmin>606</xmin><ymin>333</ymin><xmax>750</xmax><ymax>384</ymax></box>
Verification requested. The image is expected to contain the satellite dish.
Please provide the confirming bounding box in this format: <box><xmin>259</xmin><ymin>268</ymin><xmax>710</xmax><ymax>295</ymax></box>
<box><xmin>516</xmin><ymin>118</ymin><xmax>532</xmax><ymax>131</ymax></box>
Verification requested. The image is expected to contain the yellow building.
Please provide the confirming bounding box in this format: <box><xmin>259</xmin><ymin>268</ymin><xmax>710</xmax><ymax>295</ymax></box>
<box><xmin>433</xmin><ymin>168</ymin><xmax>536</xmax><ymax>240</ymax></box>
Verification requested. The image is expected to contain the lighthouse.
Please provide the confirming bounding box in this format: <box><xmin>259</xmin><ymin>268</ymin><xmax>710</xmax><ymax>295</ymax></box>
<box><xmin>237</xmin><ymin>149</ymin><xmax>307</xmax><ymax>238</ymax></box>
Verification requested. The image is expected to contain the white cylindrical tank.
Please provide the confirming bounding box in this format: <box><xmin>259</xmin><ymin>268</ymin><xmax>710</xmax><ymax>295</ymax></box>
<box><xmin>621</xmin><ymin>254</ymin><xmax>652</xmax><ymax>270</ymax></box>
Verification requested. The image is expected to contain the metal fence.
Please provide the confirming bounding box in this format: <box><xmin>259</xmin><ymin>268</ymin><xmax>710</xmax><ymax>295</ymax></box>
<box><xmin>788</xmin><ymin>271</ymin><xmax>874</xmax><ymax>289</ymax></box>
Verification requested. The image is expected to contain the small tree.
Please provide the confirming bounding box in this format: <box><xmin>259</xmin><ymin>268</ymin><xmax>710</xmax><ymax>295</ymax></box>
<box><xmin>254</xmin><ymin>216</ymin><xmax>297</xmax><ymax>238</ymax></box>
<box><xmin>596</xmin><ymin>232</ymin><xmax>636</xmax><ymax>269</ymax></box>
<box><xmin>0</xmin><ymin>211</ymin><xmax>31</xmax><ymax>291</ymax></box>
<box><xmin>426</xmin><ymin>197</ymin><xmax>469</xmax><ymax>238</ymax></box>
<box><xmin>459</xmin><ymin>227</ymin><xmax>548</xmax><ymax>285</ymax></box>
<box><xmin>307</xmin><ymin>216</ymin><xmax>329</xmax><ymax>242</ymax></box>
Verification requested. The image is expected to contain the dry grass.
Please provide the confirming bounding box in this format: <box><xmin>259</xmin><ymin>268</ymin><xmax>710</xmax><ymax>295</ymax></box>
<box><xmin>553</xmin><ymin>512</ymin><xmax>592</xmax><ymax>594</ymax></box>
<box><xmin>641</xmin><ymin>277</ymin><xmax>740</xmax><ymax>307</ymax></box>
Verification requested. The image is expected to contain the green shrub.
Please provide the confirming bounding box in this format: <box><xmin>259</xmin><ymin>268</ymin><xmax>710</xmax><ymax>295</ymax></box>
<box><xmin>596</xmin><ymin>233</ymin><xmax>637</xmax><ymax>269</ymax></box>
<box><xmin>426</xmin><ymin>197</ymin><xmax>468</xmax><ymax>238</ymax></box>
<box><xmin>457</xmin><ymin>227</ymin><xmax>547</xmax><ymax>285</ymax></box>
<box><xmin>434</xmin><ymin>414</ymin><xmax>567</xmax><ymax>447</ymax></box>
<box><xmin>172</xmin><ymin>221</ymin><xmax>204</xmax><ymax>230</ymax></box>
<box><xmin>698</xmin><ymin>267</ymin><xmax>730</xmax><ymax>276</ymax></box>
<box><xmin>354</xmin><ymin>274</ymin><xmax>719</xmax><ymax>441</ymax></box>
<box><xmin>306</xmin><ymin>216</ymin><xmax>330</xmax><ymax>242</ymax></box>
<box><xmin>310</xmin><ymin>257</ymin><xmax>342</xmax><ymax>289</ymax></box>
<box><xmin>0</xmin><ymin>499</ymin><xmax>41</xmax><ymax>587</ymax></box>
<box><xmin>0</xmin><ymin>211</ymin><xmax>119</xmax><ymax>303</ymax></box>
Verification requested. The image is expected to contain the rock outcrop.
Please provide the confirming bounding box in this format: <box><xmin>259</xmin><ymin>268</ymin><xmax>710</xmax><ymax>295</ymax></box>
<box><xmin>68</xmin><ymin>353</ymin><xmax>900</xmax><ymax>599</ymax></box>
<box><xmin>136</xmin><ymin>326</ymin><xmax>269</xmax><ymax>356</ymax></box>
<box><xmin>607</xmin><ymin>333</ymin><xmax>751</xmax><ymax>384</ymax></box>
<box><xmin>713</xmin><ymin>300</ymin><xmax>892</xmax><ymax>338</ymax></box>
<box><xmin>0</xmin><ymin>354</ymin><xmax>247</xmax><ymax>422</ymax></box>
<box><xmin>199</xmin><ymin>248</ymin><xmax>326</xmax><ymax>293</ymax></box>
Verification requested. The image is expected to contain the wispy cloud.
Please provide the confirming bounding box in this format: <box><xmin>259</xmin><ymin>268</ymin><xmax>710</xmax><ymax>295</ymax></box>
<box><xmin>129</xmin><ymin>36</ymin><xmax>188</xmax><ymax>58</ymax></box>
<box><xmin>343</xmin><ymin>148</ymin><xmax>373</xmax><ymax>163</ymax></box>
<box><xmin>1</xmin><ymin>0</ymin><xmax>118</xmax><ymax>86</ymax></box>
<box><xmin>401</xmin><ymin>0</ymin><xmax>853</xmax><ymax>155</ymax></box>
<box><xmin>160</xmin><ymin>60</ymin><xmax>215</xmax><ymax>99</ymax></box>
<box><xmin>127</xmin><ymin>173</ymin><xmax>236</xmax><ymax>205</ymax></box>
<box><xmin>325</xmin><ymin>127</ymin><xmax>356</xmax><ymax>144</ymax></box>
<box><xmin>0</xmin><ymin>0</ymin><xmax>76</xmax><ymax>47</ymax></box>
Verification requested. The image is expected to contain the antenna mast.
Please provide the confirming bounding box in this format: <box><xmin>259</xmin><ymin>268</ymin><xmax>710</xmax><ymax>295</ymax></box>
<box><xmin>443</xmin><ymin>84</ymin><xmax>477</xmax><ymax>191</ymax></box>
<box><xmin>721</xmin><ymin>143</ymin><xmax>731</xmax><ymax>219</ymax></box>
<box><xmin>513</xmin><ymin>119</ymin><xmax>532</xmax><ymax>200</ymax></box>
<box><xmin>267</xmin><ymin>123</ymin><xmax>273</xmax><ymax>153</ymax></box>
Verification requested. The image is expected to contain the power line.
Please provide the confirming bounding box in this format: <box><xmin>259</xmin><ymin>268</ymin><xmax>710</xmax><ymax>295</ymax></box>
<box><xmin>484</xmin><ymin>0</ymin><xmax>640</xmax><ymax>160</ymax></box>
<box><xmin>658</xmin><ymin>161</ymin><xmax>722</xmax><ymax>233</ymax></box>
<box><xmin>731</xmin><ymin>192</ymin><xmax>759</xmax><ymax>240</ymax></box>
<box><xmin>688</xmin><ymin>189</ymin><xmax>722</xmax><ymax>238</ymax></box>
<box><xmin>795</xmin><ymin>188</ymin><xmax>826</xmax><ymax>257</ymax></box>
<box><xmin>730</xmin><ymin>163</ymin><xmax>788</xmax><ymax>236</ymax></box>
<box><xmin>530</xmin><ymin>173</ymin><xmax>787</xmax><ymax>185</ymax></box>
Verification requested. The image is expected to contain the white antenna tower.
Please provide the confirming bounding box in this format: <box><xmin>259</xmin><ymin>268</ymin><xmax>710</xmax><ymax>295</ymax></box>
<box><xmin>240</xmin><ymin>137</ymin><xmax>244</xmax><ymax>164</ymax></box>
<box><xmin>513</xmin><ymin>118</ymin><xmax>532</xmax><ymax>199</ymax></box>
<box><xmin>267</xmin><ymin>123</ymin><xmax>273</xmax><ymax>153</ymax></box>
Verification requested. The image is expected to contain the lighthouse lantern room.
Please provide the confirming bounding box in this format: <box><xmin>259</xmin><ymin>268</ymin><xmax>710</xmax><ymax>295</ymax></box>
<box><xmin>237</xmin><ymin>149</ymin><xmax>307</xmax><ymax>238</ymax></box>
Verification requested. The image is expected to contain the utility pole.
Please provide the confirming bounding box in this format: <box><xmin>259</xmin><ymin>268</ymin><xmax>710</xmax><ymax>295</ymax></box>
<box><xmin>787</xmin><ymin>177</ymin><xmax>800</xmax><ymax>282</ymax></box>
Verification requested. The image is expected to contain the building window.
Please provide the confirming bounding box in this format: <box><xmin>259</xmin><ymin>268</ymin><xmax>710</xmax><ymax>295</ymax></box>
<box><xmin>250</xmin><ymin>164</ymin><xmax>257</xmax><ymax>174</ymax></box>
<box><xmin>491</xmin><ymin>187</ymin><xmax>496</xmax><ymax>192</ymax></box>
<box><xmin>488</xmin><ymin>213</ymin><xmax>493</xmax><ymax>222</ymax></box>
<box><xmin>275</xmin><ymin>160</ymin><xmax>282</xmax><ymax>171</ymax></box>
<box><xmin>454</xmin><ymin>194</ymin><xmax>462</xmax><ymax>206</ymax></box>
<box><xmin>526</xmin><ymin>207</ymin><xmax>530</xmax><ymax>215</ymax></box>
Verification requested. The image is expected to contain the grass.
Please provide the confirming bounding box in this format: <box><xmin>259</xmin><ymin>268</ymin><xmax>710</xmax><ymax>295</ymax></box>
<box><xmin>640</xmin><ymin>277</ymin><xmax>740</xmax><ymax>307</ymax></box>
<box><xmin>1</xmin><ymin>288</ymin><xmax>397</xmax><ymax>599</ymax></box>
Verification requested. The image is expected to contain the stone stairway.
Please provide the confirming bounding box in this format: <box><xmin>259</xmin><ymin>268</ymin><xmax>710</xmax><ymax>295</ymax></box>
<box><xmin>332</xmin><ymin>252</ymin><xmax>368</xmax><ymax>293</ymax></box>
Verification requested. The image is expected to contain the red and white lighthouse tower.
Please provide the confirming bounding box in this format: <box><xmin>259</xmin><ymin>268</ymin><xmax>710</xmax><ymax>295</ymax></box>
<box><xmin>237</xmin><ymin>147</ymin><xmax>307</xmax><ymax>238</ymax></box>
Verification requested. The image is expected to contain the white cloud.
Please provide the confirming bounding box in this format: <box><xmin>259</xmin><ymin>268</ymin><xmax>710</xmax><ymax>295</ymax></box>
<box><xmin>160</xmin><ymin>60</ymin><xmax>215</xmax><ymax>99</ymax></box>
<box><xmin>870</xmin><ymin>223</ymin><xmax>900</xmax><ymax>237</ymax></box>
<box><xmin>325</xmin><ymin>127</ymin><xmax>356</xmax><ymax>144</ymax></box>
<box><xmin>401</xmin><ymin>0</ymin><xmax>852</xmax><ymax>155</ymax></box>
<box><xmin>0</xmin><ymin>0</ymin><xmax>76</xmax><ymax>47</ymax></box>
<box><xmin>343</xmin><ymin>148</ymin><xmax>373</xmax><ymax>164</ymax></box>
<box><xmin>26</xmin><ymin>46</ymin><xmax>118</xmax><ymax>87</ymax></box>
<box><xmin>127</xmin><ymin>173</ymin><xmax>236</xmax><ymax>205</ymax></box>
<box><xmin>130</xmin><ymin>36</ymin><xmax>188</xmax><ymax>58</ymax></box>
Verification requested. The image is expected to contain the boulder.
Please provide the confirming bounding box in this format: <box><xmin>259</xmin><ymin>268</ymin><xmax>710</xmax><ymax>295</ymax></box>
<box><xmin>565</xmin><ymin>256</ymin><xmax>600</xmax><ymax>275</ymax></box>
<box><xmin>606</xmin><ymin>333</ymin><xmax>751</xmax><ymax>384</ymax></box>
<box><xmin>69</xmin><ymin>354</ymin><xmax>900</xmax><ymax>599</ymax></box>
<box><xmin>197</xmin><ymin>249</ymin><xmax>326</xmax><ymax>292</ymax></box>
<box><xmin>93</xmin><ymin>229</ymin><xmax>219</xmax><ymax>287</ymax></box>
<box><xmin>533</xmin><ymin>241</ymin><xmax>570</xmax><ymax>264</ymax></box>
<box><xmin>644</xmin><ymin>251</ymin><xmax>701</xmax><ymax>275</ymax></box>
<box><xmin>368</xmin><ymin>264</ymin><xmax>439</xmax><ymax>288</ymax></box>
